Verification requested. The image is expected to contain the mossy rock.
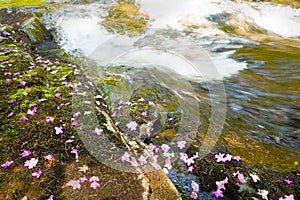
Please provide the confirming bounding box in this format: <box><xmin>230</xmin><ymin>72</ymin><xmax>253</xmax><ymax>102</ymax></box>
<box><xmin>19</xmin><ymin>16</ymin><xmax>51</xmax><ymax>44</ymax></box>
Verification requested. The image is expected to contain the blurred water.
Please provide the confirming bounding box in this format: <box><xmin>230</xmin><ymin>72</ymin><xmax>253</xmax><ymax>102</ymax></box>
<box><xmin>42</xmin><ymin>0</ymin><xmax>300</xmax><ymax>170</ymax></box>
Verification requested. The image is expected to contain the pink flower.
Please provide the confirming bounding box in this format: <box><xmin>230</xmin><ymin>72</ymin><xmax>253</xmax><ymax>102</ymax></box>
<box><xmin>177</xmin><ymin>141</ymin><xmax>186</xmax><ymax>149</ymax></box>
<box><xmin>192</xmin><ymin>152</ymin><xmax>199</xmax><ymax>159</ymax></box>
<box><xmin>73</xmin><ymin>112</ymin><xmax>81</xmax><ymax>118</ymax></box>
<box><xmin>180</xmin><ymin>153</ymin><xmax>188</xmax><ymax>161</ymax></box>
<box><xmin>24</xmin><ymin>158</ymin><xmax>38</xmax><ymax>169</ymax></box>
<box><xmin>161</xmin><ymin>144</ymin><xmax>170</xmax><ymax>152</ymax></box>
<box><xmin>21</xmin><ymin>116</ymin><xmax>28</xmax><ymax>122</ymax></box>
<box><xmin>185</xmin><ymin>158</ymin><xmax>195</xmax><ymax>166</ymax></box>
<box><xmin>20</xmin><ymin>81</ymin><xmax>26</xmax><ymax>86</ymax></box>
<box><xmin>284</xmin><ymin>179</ymin><xmax>293</xmax><ymax>184</ymax></box>
<box><xmin>46</xmin><ymin>195</ymin><xmax>54</xmax><ymax>200</ymax></box>
<box><xmin>90</xmin><ymin>181</ymin><xmax>100</xmax><ymax>190</ymax></box>
<box><xmin>66</xmin><ymin>180</ymin><xmax>81</xmax><ymax>190</ymax></box>
<box><xmin>54</xmin><ymin>127</ymin><xmax>63</xmax><ymax>134</ymax></box>
<box><xmin>224</xmin><ymin>154</ymin><xmax>232</xmax><ymax>162</ymax></box>
<box><xmin>279</xmin><ymin>194</ymin><xmax>295</xmax><ymax>200</ymax></box>
<box><xmin>212</xmin><ymin>189</ymin><xmax>223</xmax><ymax>198</ymax></box>
<box><xmin>89</xmin><ymin>176</ymin><xmax>99</xmax><ymax>182</ymax></box>
<box><xmin>1</xmin><ymin>160</ymin><xmax>14</xmax><ymax>168</ymax></box>
<box><xmin>164</xmin><ymin>159</ymin><xmax>172</xmax><ymax>169</ymax></box>
<box><xmin>27</xmin><ymin>109</ymin><xmax>35</xmax><ymax>116</ymax></box>
<box><xmin>233</xmin><ymin>155</ymin><xmax>241</xmax><ymax>161</ymax></box>
<box><xmin>236</xmin><ymin>171</ymin><xmax>246</xmax><ymax>184</ymax></box>
<box><xmin>38</xmin><ymin>98</ymin><xmax>47</xmax><ymax>102</ymax></box>
<box><xmin>216</xmin><ymin>177</ymin><xmax>228</xmax><ymax>190</ymax></box>
<box><xmin>126</xmin><ymin>121</ymin><xmax>138</xmax><ymax>131</ymax></box>
<box><xmin>71</xmin><ymin>120</ymin><xmax>77</xmax><ymax>126</ymax></box>
<box><xmin>7</xmin><ymin>112</ymin><xmax>14</xmax><ymax>117</ymax></box>
<box><xmin>138</xmin><ymin>98</ymin><xmax>145</xmax><ymax>102</ymax></box>
<box><xmin>44</xmin><ymin>154</ymin><xmax>53</xmax><ymax>160</ymax></box>
<box><xmin>45</xmin><ymin>116</ymin><xmax>54</xmax><ymax>122</ymax></box>
<box><xmin>66</xmin><ymin>139</ymin><xmax>74</xmax><ymax>143</ymax></box>
<box><xmin>71</xmin><ymin>148</ymin><xmax>78</xmax><ymax>155</ymax></box>
<box><xmin>121</xmin><ymin>152</ymin><xmax>131</xmax><ymax>162</ymax></box>
<box><xmin>190</xmin><ymin>192</ymin><xmax>198</xmax><ymax>199</ymax></box>
<box><xmin>187</xmin><ymin>166</ymin><xmax>194</xmax><ymax>173</ymax></box>
<box><xmin>32</xmin><ymin>169</ymin><xmax>42</xmax><ymax>178</ymax></box>
<box><xmin>20</xmin><ymin>150</ymin><xmax>31</xmax><ymax>157</ymax></box>
<box><xmin>141</xmin><ymin>112</ymin><xmax>147</xmax><ymax>117</ymax></box>
<box><xmin>79</xmin><ymin>176</ymin><xmax>88</xmax><ymax>183</ymax></box>
<box><xmin>215</xmin><ymin>153</ymin><xmax>225</xmax><ymax>162</ymax></box>
<box><xmin>138</xmin><ymin>155</ymin><xmax>147</xmax><ymax>165</ymax></box>
<box><xmin>94</xmin><ymin>127</ymin><xmax>103</xmax><ymax>135</ymax></box>
<box><xmin>191</xmin><ymin>181</ymin><xmax>199</xmax><ymax>192</ymax></box>
<box><xmin>55</xmin><ymin>93</ymin><xmax>61</xmax><ymax>98</ymax></box>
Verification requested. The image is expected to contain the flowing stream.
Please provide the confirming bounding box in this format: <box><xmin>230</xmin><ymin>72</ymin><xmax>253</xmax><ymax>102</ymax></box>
<box><xmin>41</xmin><ymin>0</ymin><xmax>300</xmax><ymax>196</ymax></box>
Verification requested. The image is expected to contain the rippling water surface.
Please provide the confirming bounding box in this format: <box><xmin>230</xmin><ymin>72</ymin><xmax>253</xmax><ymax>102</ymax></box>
<box><xmin>41</xmin><ymin>0</ymin><xmax>300</xmax><ymax>172</ymax></box>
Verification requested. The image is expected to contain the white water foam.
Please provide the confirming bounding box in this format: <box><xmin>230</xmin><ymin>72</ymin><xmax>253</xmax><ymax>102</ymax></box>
<box><xmin>44</xmin><ymin>0</ymin><xmax>300</xmax><ymax>80</ymax></box>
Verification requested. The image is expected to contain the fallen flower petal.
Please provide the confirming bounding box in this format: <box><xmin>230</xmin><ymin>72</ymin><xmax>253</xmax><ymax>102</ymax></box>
<box><xmin>24</xmin><ymin>158</ymin><xmax>38</xmax><ymax>169</ymax></box>
<box><xmin>27</xmin><ymin>109</ymin><xmax>35</xmax><ymax>116</ymax></box>
<box><xmin>121</xmin><ymin>152</ymin><xmax>131</xmax><ymax>162</ymax></box>
<box><xmin>20</xmin><ymin>150</ymin><xmax>31</xmax><ymax>157</ymax></box>
<box><xmin>94</xmin><ymin>127</ymin><xmax>103</xmax><ymax>135</ymax></box>
<box><xmin>138</xmin><ymin>155</ymin><xmax>147</xmax><ymax>165</ymax></box>
<box><xmin>32</xmin><ymin>169</ymin><xmax>42</xmax><ymax>178</ymax></box>
<box><xmin>216</xmin><ymin>177</ymin><xmax>228</xmax><ymax>190</ymax></box>
<box><xmin>44</xmin><ymin>154</ymin><xmax>53</xmax><ymax>160</ymax></box>
<box><xmin>177</xmin><ymin>141</ymin><xmax>186</xmax><ymax>149</ymax></box>
<box><xmin>187</xmin><ymin>166</ymin><xmax>194</xmax><ymax>173</ymax></box>
<box><xmin>224</xmin><ymin>154</ymin><xmax>233</xmax><ymax>162</ymax></box>
<box><xmin>1</xmin><ymin>160</ymin><xmax>14</xmax><ymax>168</ymax></box>
<box><xmin>233</xmin><ymin>155</ymin><xmax>242</xmax><ymax>161</ymax></box>
<box><xmin>191</xmin><ymin>181</ymin><xmax>199</xmax><ymax>192</ymax></box>
<box><xmin>54</xmin><ymin>127</ymin><xmax>63</xmax><ymax>134</ymax></box>
<box><xmin>279</xmin><ymin>194</ymin><xmax>295</xmax><ymax>200</ymax></box>
<box><xmin>78</xmin><ymin>165</ymin><xmax>89</xmax><ymax>173</ymax></box>
<box><xmin>250</xmin><ymin>173</ymin><xmax>260</xmax><ymax>183</ymax></box>
<box><xmin>138</xmin><ymin>98</ymin><xmax>145</xmax><ymax>102</ymax></box>
<box><xmin>161</xmin><ymin>144</ymin><xmax>170</xmax><ymax>152</ymax></box>
<box><xmin>190</xmin><ymin>192</ymin><xmax>198</xmax><ymax>199</ymax></box>
<box><xmin>236</xmin><ymin>171</ymin><xmax>246</xmax><ymax>184</ymax></box>
<box><xmin>257</xmin><ymin>189</ymin><xmax>268</xmax><ymax>200</ymax></box>
<box><xmin>20</xmin><ymin>81</ymin><xmax>26</xmax><ymax>86</ymax></box>
<box><xmin>215</xmin><ymin>153</ymin><xmax>225</xmax><ymax>162</ymax></box>
<box><xmin>212</xmin><ymin>189</ymin><xmax>223</xmax><ymax>198</ymax></box>
<box><xmin>45</xmin><ymin>116</ymin><xmax>54</xmax><ymax>122</ymax></box>
<box><xmin>126</xmin><ymin>121</ymin><xmax>138</xmax><ymax>131</ymax></box>
<box><xmin>90</xmin><ymin>181</ymin><xmax>100</xmax><ymax>190</ymax></box>
<box><xmin>284</xmin><ymin>179</ymin><xmax>293</xmax><ymax>184</ymax></box>
<box><xmin>46</xmin><ymin>195</ymin><xmax>54</xmax><ymax>200</ymax></box>
<box><xmin>21</xmin><ymin>116</ymin><xmax>28</xmax><ymax>122</ymax></box>
<box><xmin>89</xmin><ymin>176</ymin><xmax>99</xmax><ymax>182</ymax></box>
<box><xmin>66</xmin><ymin>180</ymin><xmax>81</xmax><ymax>190</ymax></box>
<box><xmin>79</xmin><ymin>176</ymin><xmax>88</xmax><ymax>183</ymax></box>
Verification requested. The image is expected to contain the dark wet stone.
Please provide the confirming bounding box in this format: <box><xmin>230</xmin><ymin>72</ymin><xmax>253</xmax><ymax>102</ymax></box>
<box><xmin>19</xmin><ymin>16</ymin><xmax>51</xmax><ymax>43</ymax></box>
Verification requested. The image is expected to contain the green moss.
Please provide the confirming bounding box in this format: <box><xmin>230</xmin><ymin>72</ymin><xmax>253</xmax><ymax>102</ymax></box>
<box><xmin>101</xmin><ymin>2</ymin><xmax>149</xmax><ymax>35</ymax></box>
<box><xmin>0</xmin><ymin>0</ymin><xmax>47</xmax><ymax>7</ymax></box>
<box><xmin>10</xmin><ymin>88</ymin><xmax>32</xmax><ymax>99</ymax></box>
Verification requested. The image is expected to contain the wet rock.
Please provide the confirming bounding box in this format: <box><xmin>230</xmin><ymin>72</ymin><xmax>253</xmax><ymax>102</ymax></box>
<box><xmin>19</xmin><ymin>16</ymin><xmax>51</xmax><ymax>43</ymax></box>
